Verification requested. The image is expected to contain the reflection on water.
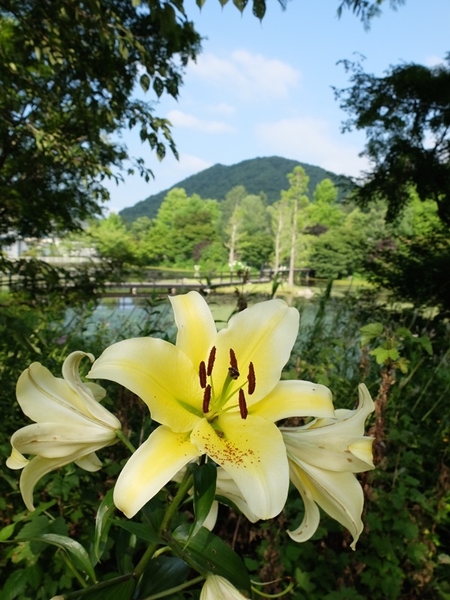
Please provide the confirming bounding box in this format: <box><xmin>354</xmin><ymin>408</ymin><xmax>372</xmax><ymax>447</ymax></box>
<box><xmin>88</xmin><ymin>288</ymin><xmax>326</xmax><ymax>343</ymax></box>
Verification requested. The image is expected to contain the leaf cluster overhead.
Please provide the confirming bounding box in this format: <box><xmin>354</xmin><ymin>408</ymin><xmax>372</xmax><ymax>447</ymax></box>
<box><xmin>337</xmin><ymin>56</ymin><xmax>450</xmax><ymax>226</ymax></box>
<box><xmin>0</xmin><ymin>0</ymin><xmax>201</xmax><ymax>242</ymax></box>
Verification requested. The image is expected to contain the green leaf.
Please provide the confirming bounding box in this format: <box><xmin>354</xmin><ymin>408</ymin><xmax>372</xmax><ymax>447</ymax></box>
<box><xmin>0</xmin><ymin>523</ymin><xmax>16</xmax><ymax>541</ymax></box>
<box><xmin>395</xmin><ymin>326</ymin><xmax>412</xmax><ymax>339</ymax></box>
<box><xmin>112</xmin><ymin>519</ymin><xmax>162</xmax><ymax>544</ymax></box>
<box><xmin>417</xmin><ymin>336</ymin><xmax>433</xmax><ymax>355</ymax></box>
<box><xmin>252</xmin><ymin>0</ymin><xmax>266</xmax><ymax>19</ymax></box>
<box><xmin>93</xmin><ymin>488</ymin><xmax>115</xmax><ymax>563</ymax></box>
<box><xmin>36</xmin><ymin>533</ymin><xmax>96</xmax><ymax>583</ymax></box>
<box><xmin>0</xmin><ymin>569</ymin><xmax>28</xmax><ymax>600</ymax></box>
<box><xmin>232</xmin><ymin>0</ymin><xmax>247</xmax><ymax>11</ymax></box>
<box><xmin>140</xmin><ymin>73</ymin><xmax>150</xmax><ymax>93</ymax></box>
<box><xmin>62</xmin><ymin>577</ymin><xmax>136</xmax><ymax>600</ymax></box>
<box><xmin>360</xmin><ymin>322</ymin><xmax>384</xmax><ymax>346</ymax></box>
<box><xmin>14</xmin><ymin>515</ymin><xmax>50</xmax><ymax>541</ymax></box>
<box><xmin>369</xmin><ymin>347</ymin><xmax>391</xmax><ymax>364</ymax></box>
<box><xmin>153</xmin><ymin>76</ymin><xmax>164</xmax><ymax>97</ymax></box>
<box><xmin>190</xmin><ymin>462</ymin><xmax>217</xmax><ymax>538</ymax></box>
<box><xmin>139</xmin><ymin>556</ymin><xmax>191</xmax><ymax>597</ymax></box>
<box><xmin>387</xmin><ymin>348</ymin><xmax>400</xmax><ymax>361</ymax></box>
<box><xmin>172</xmin><ymin>524</ymin><xmax>251</xmax><ymax>592</ymax></box>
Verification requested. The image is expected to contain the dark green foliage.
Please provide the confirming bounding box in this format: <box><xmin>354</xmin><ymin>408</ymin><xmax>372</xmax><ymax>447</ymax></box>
<box><xmin>309</xmin><ymin>226</ymin><xmax>369</xmax><ymax>279</ymax></box>
<box><xmin>365</xmin><ymin>231</ymin><xmax>450</xmax><ymax>312</ymax></box>
<box><xmin>336</xmin><ymin>55</ymin><xmax>450</xmax><ymax>226</ymax></box>
<box><xmin>0</xmin><ymin>0</ymin><xmax>201</xmax><ymax>242</ymax></box>
<box><xmin>119</xmin><ymin>156</ymin><xmax>353</xmax><ymax>222</ymax></box>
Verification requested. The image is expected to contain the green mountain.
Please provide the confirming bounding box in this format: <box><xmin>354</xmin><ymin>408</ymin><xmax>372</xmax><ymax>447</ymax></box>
<box><xmin>119</xmin><ymin>156</ymin><xmax>353</xmax><ymax>222</ymax></box>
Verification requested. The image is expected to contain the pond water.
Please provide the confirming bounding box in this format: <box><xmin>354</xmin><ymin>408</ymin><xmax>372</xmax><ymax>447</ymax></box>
<box><xmin>81</xmin><ymin>285</ymin><xmax>344</xmax><ymax>346</ymax></box>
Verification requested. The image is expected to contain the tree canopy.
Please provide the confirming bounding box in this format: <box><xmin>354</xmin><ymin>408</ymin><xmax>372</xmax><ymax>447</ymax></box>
<box><xmin>0</xmin><ymin>0</ymin><xmax>201</xmax><ymax>243</ymax></box>
<box><xmin>336</xmin><ymin>56</ymin><xmax>450</xmax><ymax>226</ymax></box>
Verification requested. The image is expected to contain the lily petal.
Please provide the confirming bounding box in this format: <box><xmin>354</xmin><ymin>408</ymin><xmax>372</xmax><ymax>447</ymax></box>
<box><xmin>16</xmin><ymin>354</ymin><xmax>120</xmax><ymax>430</ymax></box>
<box><xmin>307</xmin><ymin>384</ymin><xmax>375</xmax><ymax>438</ymax></box>
<box><xmin>19</xmin><ymin>449</ymin><xmax>106</xmax><ymax>512</ymax></box>
<box><xmin>283</xmin><ymin>430</ymin><xmax>374</xmax><ymax>473</ymax></box>
<box><xmin>286</xmin><ymin>462</ymin><xmax>321</xmax><ymax>543</ymax></box>
<box><xmin>212</xmin><ymin>299</ymin><xmax>299</xmax><ymax>406</ymax></box>
<box><xmin>190</xmin><ymin>413</ymin><xmax>289</xmax><ymax>519</ymax></box>
<box><xmin>215</xmin><ymin>468</ymin><xmax>260</xmax><ymax>523</ymax></box>
<box><xmin>88</xmin><ymin>337</ymin><xmax>202</xmax><ymax>432</ymax></box>
<box><xmin>74</xmin><ymin>452</ymin><xmax>103</xmax><ymax>472</ymax></box>
<box><xmin>251</xmin><ymin>380</ymin><xmax>335</xmax><ymax>422</ymax></box>
<box><xmin>9</xmin><ymin>422</ymin><xmax>116</xmax><ymax>459</ymax></box>
<box><xmin>170</xmin><ymin>292</ymin><xmax>217</xmax><ymax>367</ymax></box>
<box><xmin>114</xmin><ymin>425</ymin><xmax>201</xmax><ymax>518</ymax></box>
<box><xmin>200</xmin><ymin>575</ymin><xmax>249</xmax><ymax>600</ymax></box>
<box><xmin>289</xmin><ymin>459</ymin><xmax>365</xmax><ymax>549</ymax></box>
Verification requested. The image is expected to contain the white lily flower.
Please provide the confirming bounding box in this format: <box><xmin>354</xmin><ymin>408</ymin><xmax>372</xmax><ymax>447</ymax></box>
<box><xmin>89</xmin><ymin>291</ymin><xmax>335</xmax><ymax>520</ymax></box>
<box><xmin>281</xmin><ymin>383</ymin><xmax>375</xmax><ymax>549</ymax></box>
<box><xmin>200</xmin><ymin>574</ymin><xmax>249</xmax><ymax>599</ymax></box>
<box><xmin>7</xmin><ymin>351</ymin><xmax>121</xmax><ymax>511</ymax></box>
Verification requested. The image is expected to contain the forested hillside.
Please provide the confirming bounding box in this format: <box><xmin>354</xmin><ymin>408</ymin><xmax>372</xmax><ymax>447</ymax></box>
<box><xmin>119</xmin><ymin>156</ymin><xmax>352</xmax><ymax>221</ymax></box>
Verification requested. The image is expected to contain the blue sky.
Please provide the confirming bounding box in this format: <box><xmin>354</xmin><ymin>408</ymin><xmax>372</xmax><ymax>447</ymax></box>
<box><xmin>106</xmin><ymin>0</ymin><xmax>450</xmax><ymax>213</ymax></box>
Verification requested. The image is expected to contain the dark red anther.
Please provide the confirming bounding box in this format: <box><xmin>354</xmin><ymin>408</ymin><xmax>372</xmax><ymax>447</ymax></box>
<box><xmin>199</xmin><ymin>361</ymin><xmax>207</xmax><ymax>388</ymax></box>
<box><xmin>228</xmin><ymin>348</ymin><xmax>240</xmax><ymax>379</ymax></box>
<box><xmin>207</xmin><ymin>346</ymin><xmax>216</xmax><ymax>376</ymax></box>
<box><xmin>229</xmin><ymin>348</ymin><xmax>238</xmax><ymax>370</ymax></box>
<box><xmin>202</xmin><ymin>385</ymin><xmax>212</xmax><ymax>413</ymax></box>
<box><xmin>247</xmin><ymin>362</ymin><xmax>256</xmax><ymax>395</ymax></box>
<box><xmin>239</xmin><ymin>389</ymin><xmax>248</xmax><ymax>420</ymax></box>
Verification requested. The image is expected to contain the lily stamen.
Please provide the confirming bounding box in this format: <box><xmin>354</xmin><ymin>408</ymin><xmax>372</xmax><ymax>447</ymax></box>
<box><xmin>199</xmin><ymin>361</ymin><xmax>207</xmax><ymax>388</ymax></box>
<box><xmin>202</xmin><ymin>384</ymin><xmax>212</xmax><ymax>413</ymax></box>
<box><xmin>207</xmin><ymin>346</ymin><xmax>216</xmax><ymax>376</ymax></box>
<box><xmin>248</xmin><ymin>362</ymin><xmax>256</xmax><ymax>395</ymax></box>
<box><xmin>239</xmin><ymin>389</ymin><xmax>248</xmax><ymax>420</ymax></box>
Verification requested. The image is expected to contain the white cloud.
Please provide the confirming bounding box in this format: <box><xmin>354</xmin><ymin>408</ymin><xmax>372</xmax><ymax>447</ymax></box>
<box><xmin>255</xmin><ymin>116</ymin><xmax>369</xmax><ymax>177</ymax></box>
<box><xmin>176</xmin><ymin>153</ymin><xmax>213</xmax><ymax>174</ymax></box>
<box><xmin>189</xmin><ymin>50</ymin><xmax>301</xmax><ymax>100</ymax></box>
<box><xmin>167</xmin><ymin>109</ymin><xmax>235</xmax><ymax>134</ymax></box>
<box><xmin>207</xmin><ymin>102</ymin><xmax>236</xmax><ymax>116</ymax></box>
<box><xmin>424</xmin><ymin>55</ymin><xmax>446</xmax><ymax>67</ymax></box>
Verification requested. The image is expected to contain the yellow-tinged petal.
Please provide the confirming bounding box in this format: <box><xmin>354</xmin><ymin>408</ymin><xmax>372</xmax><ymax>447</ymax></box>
<box><xmin>190</xmin><ymin>413</ymin><xmax>289</xmax><ymax>519</ymax></box>
<box><xmin>170</xmin><ymin>292</ymin><xmax>217</xmax><ymax>367</ymax></box>
<box><xmin>251</xmin><ymin>380</ymin><xmax>335</xmax><ymax>422</ymax></box>
<box><xmin>16</xmin><ymin>354</ymin><xmax>120</xmax><ymax>430</ymax></box>
<box><xmin>281</xmin><ymin>383</ymin><xmax>375</xmax><ymax>473</ymax></box>
<box><xmin>215</xmin><ymin>468</ymin><xmax>260</xmax><ymax>523</ymax></box>
<box><xmin>287</xmin><ymin>462</ymin><xmax>321</xmax><ymax>543</ymax></box>
<box><xmin>73</xmin><ymin>452</ymin><xmax>102</xmax><ymax>472</ymax></box>
<box><xmin>114</xmin><ymin>425</ymin><xmax>201</xmax><ymax>518</ymax></box>
<box><xmin>212</xmin><ymin>299</ymin><xmax>299</xmax><ymax>406</ymax></box>
<box><xmin>200</xmin><ymin>575</ymin><xmax>249</xmax><ymax>600</ymax></box>
<box><xmin>289</xmin><ymin>459</ymin><xmax>365</xmax><ymax>549</ymax></box>
<box><xmin>6</xmin><ymin>447</ymin><xmax>29</xmax><ymax>470</ymax></box>
<box><xmin>19</xmin><ymin>447</ymin><xmax>107</xmax><ymax>512</ymax></box>
<box><xmin>9</xmin><ymin>422</ymin><xmax>116</xmax><ymax>459</ymax></box>
<box><xmin>307</xmin><ymin>383</ymin><xmax>374</xmax><ymax>437</ymax></box>
<box><xmin>348</xmin><ymin>438</ymin><xmax>374</xmax><ymax>467</ymax></box>
<box><xmin>283</xmin><ymin>431</ymin><xmax>374</xmax><ymax>473</ymax></box>
<box><xmin>88</xmin><ymin>337</ymin><xmax>202</xmax><ymax>433</ymax></box>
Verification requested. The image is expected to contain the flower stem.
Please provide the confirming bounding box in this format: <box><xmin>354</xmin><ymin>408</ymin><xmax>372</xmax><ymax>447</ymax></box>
<box><xmin>115</xmin><ymin>428</ymin><xmax>136</xmax><ymax>453</ymax></box>
<box><xmin>141</xmin><ymin>575</ymin><xmax>204</xmax><ymax>599</ymax></box>
<box><xmin>132</xmin><ymin>470</ymin><xmax>194</xmax><ymax>580</ymax></box>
